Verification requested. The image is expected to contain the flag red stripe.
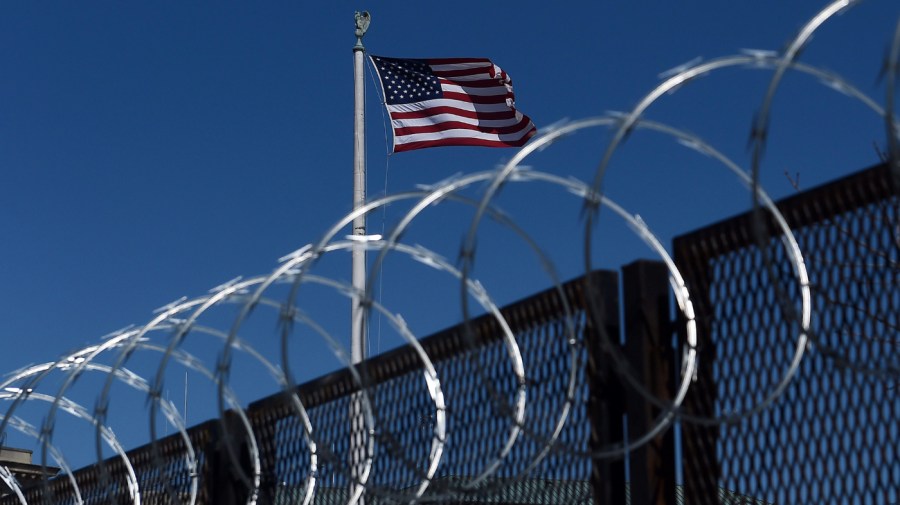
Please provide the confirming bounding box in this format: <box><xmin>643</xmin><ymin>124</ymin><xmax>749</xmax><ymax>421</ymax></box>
<box><xmin>393</xmin><ymin>116</ymin><xmax>534</xmax><ymax>136</ymax></box>
<box><xmin>425</xmin><ymin>57</ymin><xmax>492</xmax><ymax>65</ymax></box>
<box><xmin>440</xmin><ymin>90</ymin><xmax>510</xmax><ymax>105</ymax></box>
<box><xmin>394</xmin><ymin>131</ymin><xmax>536</xmax><ymax>152</ymax></box>
<box><xmin>432</xmin><ymin>67</ymin><xmax>493</xmax><ymax>79</ymax></box>
<box><xmin>390</xmin><ymin>106</ymin><xmax>516</xmax><ymax>121</ymax></box>
<box><xmin>438</xmin><ymin>77</ymin><xmax>505</xmax><ymax>89</ymax></box>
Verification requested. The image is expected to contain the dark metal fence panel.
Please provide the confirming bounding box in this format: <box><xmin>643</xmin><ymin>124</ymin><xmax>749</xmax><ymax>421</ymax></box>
<box><xmin>675</xmin><ymin>162</ymin><xmax>899</xmax><ymax>504</ymax></box>
<box><xmin>2</xmin><ymin>420</ymin><xmax>215</xmax><ymax>505</ymax></box>
<box><xmin>247</xmin><ymin>273</ymin><xmax>613</xmax><ymax>504</ymax></box>
<box><xmin>2</xmin><ymin>271</ymin><xmax>632</xmax><ymax>504</ymax></box>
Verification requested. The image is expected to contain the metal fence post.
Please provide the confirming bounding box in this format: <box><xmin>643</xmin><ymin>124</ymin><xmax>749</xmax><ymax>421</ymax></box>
<box><xmin>673</xmin><ymin>240</ymin><xmax>720</xmax><ymax>505</ymax></box>
<box><xmin>206</xmin><ymin>412</ymin><xmax>253</xmax><ymax>505</ymax></box>
<box><xmin>622</xmin><ymin>260</ymin><xmax>678</xmax><ymax>505</ymax></box>
<box><xmin>584</xmin><ymin>270</ymin><xmax>627</xmax><ymax>504</ymax></box>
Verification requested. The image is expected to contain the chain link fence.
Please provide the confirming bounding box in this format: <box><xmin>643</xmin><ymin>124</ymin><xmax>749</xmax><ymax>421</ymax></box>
<box><xmin>1</xmin><ymin>165</ymin><xmax>897</xmax><ymax>505</ymax></box>
<box><xmin>676</xmin><ymin>162</ymin><xmax>899</xmax><ymax>504</ymax></box>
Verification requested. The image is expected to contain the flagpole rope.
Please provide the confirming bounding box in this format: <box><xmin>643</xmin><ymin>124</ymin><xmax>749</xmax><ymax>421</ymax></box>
<box><xmin>365</xmin><ymin>55</ymin><xmax>393</xmax><ymax>356</ymax></box>
<box><xmin>376</xmin><ymin>161</ymin><xmax>390</xmax><ymax>356</ymax></box>
<box><xmin>364</xmin><ymin>56</ymin><xmax>392</xmax><ymax>158</ymax></box>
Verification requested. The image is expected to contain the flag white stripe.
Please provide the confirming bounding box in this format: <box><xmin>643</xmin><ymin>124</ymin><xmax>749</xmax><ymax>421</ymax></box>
<box><xmin>391</xmin><ymin>114</ymin><xmax>518</xmax><ymax>129</ymax></box>
<box><xmin>386</xmin><ymin>99</ymin><xmax>512</xmax><ymax>115</ymax></box>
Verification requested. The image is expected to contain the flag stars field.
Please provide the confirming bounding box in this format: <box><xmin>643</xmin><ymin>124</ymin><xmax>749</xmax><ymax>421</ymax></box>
<box><xmin>373</xmin><ymin>56</ymin><xmax>443</xmax><ymax>105</ymax></box>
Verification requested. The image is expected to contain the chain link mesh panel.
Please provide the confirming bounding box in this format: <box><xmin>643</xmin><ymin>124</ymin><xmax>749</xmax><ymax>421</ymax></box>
<box><xmin>1</xmin><ymin>420</ymin><xmax>213</xmax><ymax>505</ymax></box>
<box><xmin>1</xmin><ymin>276</ymin><xmax>612</xmax><ymax>505</ymax></box>
<box><xmin>676</xmin><ymin>162</ymin><xmax>899</xmax><ymax>504</ymax></box>
<box><xmin>248</xmin><ymin>278</ymin><xmax>600</xmax><ymax>504</ymax></box>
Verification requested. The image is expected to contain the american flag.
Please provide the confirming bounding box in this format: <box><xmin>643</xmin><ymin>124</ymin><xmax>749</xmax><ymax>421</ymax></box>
<box><xmin>370</xmin><ymin>55</ymin><xmax>537</xmax><ymax>153</ymax></box>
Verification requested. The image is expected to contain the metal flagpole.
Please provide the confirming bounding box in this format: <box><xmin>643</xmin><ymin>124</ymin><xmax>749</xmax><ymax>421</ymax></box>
<box><xmin>352</xmin><ymin>13</ymin><xmax>369</xmax><ymax>366</ymax></box>
<box><xmin>350</xmin><ymin>10</ymin><xmax>370</xmax><ymax>505</ymax></box>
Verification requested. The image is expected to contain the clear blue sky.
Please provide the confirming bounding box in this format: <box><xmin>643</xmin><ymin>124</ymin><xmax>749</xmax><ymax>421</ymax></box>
<box><xmin>0</xmin><ymin>1</ymin><xmax>897</xmax><ymax>462</ymax></box>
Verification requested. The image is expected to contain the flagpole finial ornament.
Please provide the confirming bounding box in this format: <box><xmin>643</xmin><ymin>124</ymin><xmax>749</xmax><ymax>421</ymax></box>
<box><xmin>354</xmin><ymin>11</ymin><xmax>370</xmax><ymax>50</ymax></box>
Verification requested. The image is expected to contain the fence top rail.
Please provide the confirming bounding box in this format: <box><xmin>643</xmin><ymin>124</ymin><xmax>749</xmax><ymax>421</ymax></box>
<box><xmin>672</xmin><ymin>162</ymin><xmax>895</xmax><ymax>262</ymax></box>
